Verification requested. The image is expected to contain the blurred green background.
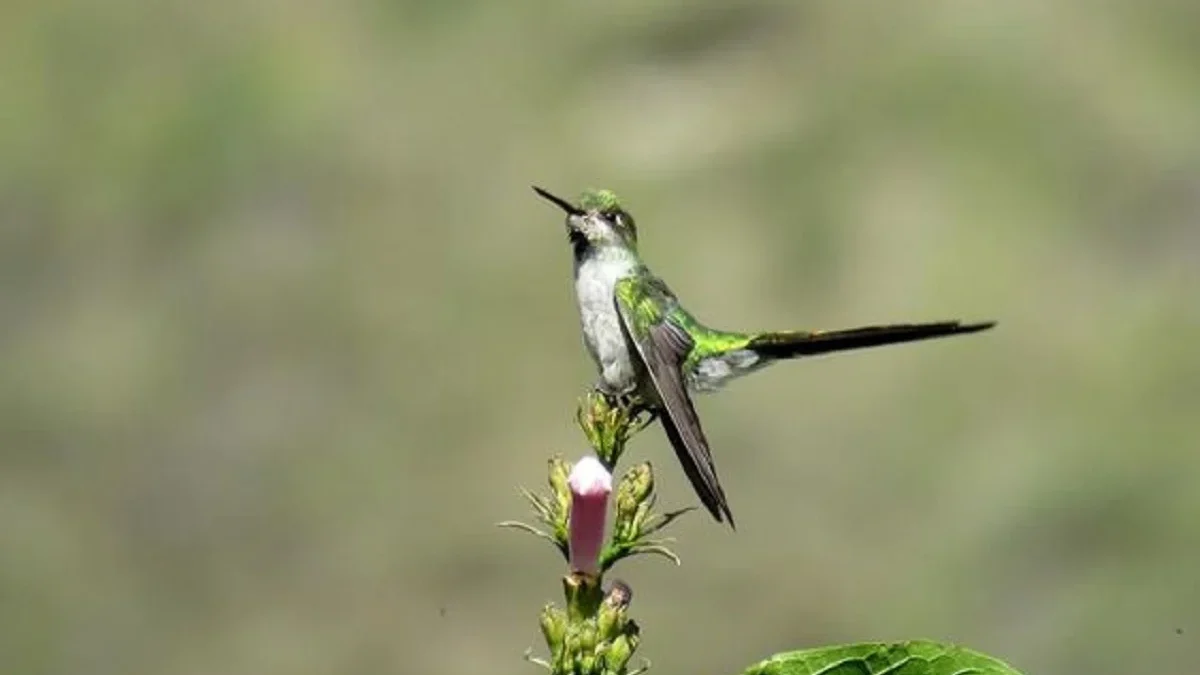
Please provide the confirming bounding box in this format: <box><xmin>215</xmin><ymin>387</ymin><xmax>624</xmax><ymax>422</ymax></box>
<box><xmin>2</xmin><ymin>1</ymin><xmax>1198</xmax><ymax>674</ymax></box>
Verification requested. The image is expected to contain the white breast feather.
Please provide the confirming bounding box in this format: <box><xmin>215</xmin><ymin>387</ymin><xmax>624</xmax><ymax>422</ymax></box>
<box><xmin>574</xmin><ymin>250</ymin><xmax>639</xmax><ymax>390</ymax></box>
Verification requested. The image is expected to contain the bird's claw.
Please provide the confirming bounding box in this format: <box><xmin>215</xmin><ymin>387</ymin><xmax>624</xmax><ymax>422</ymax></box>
<box><xmin>592</xmin><ymin>383</ymin><xmax>636</xmax><ymax>409</ymax></box>
<box><xmin>617</xmin><ymin>397</ymin><xmax>658</xmax><ymax>432</ymax></box>
<box><xmin>630</xmin><ymin>406</ymin><xmax>658</xmax><ymax>432</ymax></box>
<box><xmin>589</xmin><ymin>384</ymin><xmax>658</xmax><ymax>432</ymax></box>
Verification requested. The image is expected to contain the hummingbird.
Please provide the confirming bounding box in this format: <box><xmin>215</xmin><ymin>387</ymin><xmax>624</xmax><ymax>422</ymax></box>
<box><xmin>533</xmin><ymin>186</ymin><xmax>995</xmax><ymax>528</ymax></box>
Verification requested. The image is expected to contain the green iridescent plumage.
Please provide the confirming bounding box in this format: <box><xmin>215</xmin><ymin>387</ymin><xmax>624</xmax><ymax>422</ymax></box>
<box><xmin>578</xmin><ymin>189</ymin><xmax>622</xmax><ymax>212</ymax></box>
<box><xmin>613</xmin><ymin>275</ymin><xmax>666</xmax><ymax>338</ymax></box>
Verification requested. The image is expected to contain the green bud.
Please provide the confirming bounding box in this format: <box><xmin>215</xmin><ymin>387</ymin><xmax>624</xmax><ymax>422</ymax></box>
<box><xmin>633</xmin><ymin>500</ymin><xmax>652</xmax><ymax>533</ymax></box>
<box><xmin>566</xmin><ymin>622</ymin><xmax>584</xmax><ymax>648</ymax></box>
<box><xmin>606</xmin><ymin>633</ymin><xmax>638</xmax><ymax>672</ymax></box>
<box><xmin>563</xmin><ymin>625</ymin><xmax>583</xmax><ymax>673</ymax></box>
<box><xmin>538</xmin><ymin>604</ymin><xmax>567</xmax><ymax>653</ymax></box>
<box><xmin>574</xmin><ymin>390</ymin><xmax>651</xmax><ymax>468</ymax></box>
<box><xmin>552</xmin><ymin>646</ymin><xmax>569</xmax><ymax>674</ymax></box>
<box><xmin>548</xmin><ymin>456</ymin><xmax>571</xmax><ymax>513</ymax></box>
<box><xmin>590</xmin><ymin>389</ymin><xmax>613</xmax><ymax>414</ymax></box>
<box><xmin>614</xmin><ymin>462</ymin><xmax>653</xmax><ymax>539</ymax></box>
<box><xmin>577</xmin><ymin>621</ymin><xmax>598</xmax><ymax>654</ymax></box>
<box><xmin>597</xmin><ymin>580</ymin><xmax>632</xmax><ymax>640</ymax></box>
<box><xmin>625</xmin><ymin>462</ymin><xmax>653</xmax><ymax>504</ymax></box>
<box><xmin>597</xmin><ymin>600</ymin><xmax>620</xmax><ymax>640</ymax></box>
<box><xmin>576</xmin><ymin>401</ymin><xmax>595</xmax><ymax>442</ymax></box>
<box><xmin>615</xmin><ymin>469</ymin><xmax>638</xmax><ymax>515</ymax></box>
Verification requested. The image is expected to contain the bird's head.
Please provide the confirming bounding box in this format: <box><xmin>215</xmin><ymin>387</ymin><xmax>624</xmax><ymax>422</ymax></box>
<box><xmin>532</xmin><ymin>186</ymin><xmax>638</xmax><ymax>256</ymax></box>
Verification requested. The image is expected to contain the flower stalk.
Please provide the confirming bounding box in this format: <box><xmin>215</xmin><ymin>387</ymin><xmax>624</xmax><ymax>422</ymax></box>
<box><xmin>501</xmin><ymin>392</ymin><xmax>687</xmax><ymax>675</ymax></box>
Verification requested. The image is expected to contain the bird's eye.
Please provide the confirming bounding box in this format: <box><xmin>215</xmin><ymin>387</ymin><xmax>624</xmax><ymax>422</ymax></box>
<box><xmin>609</xmin><ymin>212</ymin><xmax>624</xmax><ymax>226</ymax></box>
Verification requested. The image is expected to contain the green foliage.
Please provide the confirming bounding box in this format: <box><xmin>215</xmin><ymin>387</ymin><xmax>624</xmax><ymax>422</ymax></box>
<box><xmin>742</xmin><ymin>641</ymin><xmax>1024</xmax><ymax>675</ymax></box>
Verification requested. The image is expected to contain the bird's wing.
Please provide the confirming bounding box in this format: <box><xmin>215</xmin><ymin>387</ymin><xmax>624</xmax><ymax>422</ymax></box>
<box><xmin>613</xmin><ymin>275</ymin><xmax>734</xmax><ymax>526</ymax></box>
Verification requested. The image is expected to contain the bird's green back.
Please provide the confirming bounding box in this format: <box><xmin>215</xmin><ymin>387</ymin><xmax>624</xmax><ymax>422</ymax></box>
<box><xmin>614</xmin><ymin>273</ymin><xmax>752</xmax><ymax>369</ymax></box>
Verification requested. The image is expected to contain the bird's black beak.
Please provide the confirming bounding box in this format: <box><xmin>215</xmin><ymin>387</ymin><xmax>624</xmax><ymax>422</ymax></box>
<box><xmin>532</xmin><ymin>186</ymin><xmax>583</xmax><ymax>216</ymax></box>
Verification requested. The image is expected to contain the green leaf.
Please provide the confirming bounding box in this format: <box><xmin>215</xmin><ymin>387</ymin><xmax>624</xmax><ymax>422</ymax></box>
<box><xmin>741</xmin><ymin>641</ymin><xmax>1025</xmax><ymax>675</ymax></box>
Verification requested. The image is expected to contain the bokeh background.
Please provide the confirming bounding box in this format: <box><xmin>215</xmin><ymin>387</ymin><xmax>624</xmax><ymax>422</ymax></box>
<box><xmin>3</xmin><ymin>1</ymin><xmax>1199</xmax><ymax>674</ymax></box>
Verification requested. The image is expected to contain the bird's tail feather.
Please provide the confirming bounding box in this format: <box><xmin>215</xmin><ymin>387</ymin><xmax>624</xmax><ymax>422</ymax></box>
<box><xmin>747</xmin><ymin>321</ymin><xmax>995</xmax><ymax>360</ymax></box>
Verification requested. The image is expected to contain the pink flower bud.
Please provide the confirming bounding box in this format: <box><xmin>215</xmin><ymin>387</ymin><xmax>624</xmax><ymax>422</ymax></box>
<box><xmin>567</xmin><ymin>456</ymin><xmax>612</xmax><ymax>575</ymax></box>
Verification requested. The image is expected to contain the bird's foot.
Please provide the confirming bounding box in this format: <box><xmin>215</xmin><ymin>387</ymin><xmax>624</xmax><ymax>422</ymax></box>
<box><xmin>589</xmin><ymin>384</ymin><xmax>658</xmax><ymax>432</ymax></box>
<box><xmin>613</xmin><ymin>395</ymin><xmax>659</xmax><ymax>433</ymax></box>
<box><xmin>628</xmin><ymin>403</ymin><xmax>658</xmax><ymax>433</ymax></box>
<box><xmin>591</xmin><ymin>382</ymin><xmax>634</xmax><ymax>408</ymax></box>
